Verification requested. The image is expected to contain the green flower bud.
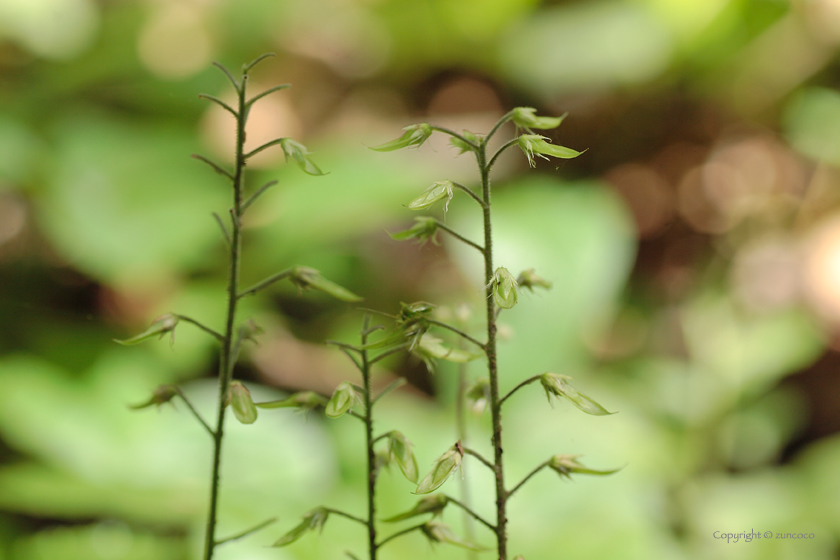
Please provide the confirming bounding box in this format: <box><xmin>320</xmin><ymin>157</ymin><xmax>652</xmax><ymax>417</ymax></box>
<box><xmin>415</xmin><ymin>334</ymin><xmax>481</xmax><ymax>365</ymax></box>
<box><xmin>389</xmin><ymin>217</ymin><xmax>440</xmax><ymax>246</ymax></box>
<box><xmin>388</xmin><ymin>430</ymin><xmax>419</xmax><ymax>483</ymax></box>
<box><xmin>273</xmin><ymin>507</ymin><xmax>329</xmax><ymax>547</ymax></box>
<box><xmin>256</xmin><ymin>391</ymin><xmax>327</xmax><ymax>410</ymax></box>
<box><xmin>540</xmin><ymin>373</ymin><xmax>614</xmax><ymax>416</ymax></box>
<box><xmin>517</xmin><ymin>268</ymin><xmax>552</xmax><ymax>292</ymax></box>
<box><xmin>370</xmin><ymin>123</ymin><xmax>433</xmax><ymax>151</ymax></box>
<box><xmin>415</xmin><ymin>442</ymin><xmax>463</xmax><ymax>494</ymax></box>
<box><xmin>325</xmin><ymin>381</ymin><xmax>361</xmax><ymax>419</ymax></box>
<box><xmin>129</xmin><ymin>384</ymin><xmax>179</xmax><ymax>410</ymax></box>
<box><xmin>114</xmin><ymin>313</ymin><xmax>179</xmax><ymax>346</ymax></box>
<box><xmin>279</xmin><ymin>138</ymin><xmax>324</xmax><ymax>176</ymax></box>
<box><xmin>511</xmin><ymin>107</ymin><xmax>566</xmax><ymax>130</ymax></box>
<box><xmin>548</xmin><ymin>454</ymin><xmax>622</xmax><ymax>479</ymax></box>
<box><xmin>465</xmin><ymin>377</ymin><xmax>490</xmax><ymax>414</ymax></box>
<box><xmin>488</xmin><ymin>267</ymin><xmax>518</xmax><ymax>309</ymax></box>
<box><xmin>421</xmin><ymin>521</ymin><xmax>488</xmax><ymax>551</ymax></box>
<box><xmin>237</xmin><ymin>318</ymin><xmax>263</xmax><ymax>344</ymax></box>
<box><xmin>383</xmin><ymin>494</ymin><xmax>449</xmax><ymax>522</ymax></box>
<box><xmin>518</xmin><ymin>134</ymin><xmax>582</xmax><ymax>167</ymax></box>
<box><xmin>289</xmin><ymin>266</ymin><xmax>363</xmax><ymax>302</ymax></box>
<box><xmin>407</xmin><ymin>180</ymin><xmax>455</xmax><ymax>214</ymax></box>
<box><xmin>226</xmin><ymin>381</ymin><xmax>258</xmax><ymax>424</ymax></box>
<box><xmin>449</xmin><ymin>130</ymin><xmax>480</xmax><ymax>154</ymax></box>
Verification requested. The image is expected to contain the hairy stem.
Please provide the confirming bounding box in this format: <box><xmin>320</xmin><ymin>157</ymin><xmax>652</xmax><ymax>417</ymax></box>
<box><xmin>361</xmin><ymin>314</ymin><xmax>378</xmax><ymax>560</ymax></box>
<box><xmin>203</xmin><ymin>66</ymin><xmax>248</xmax><ymax>560</ymax></box>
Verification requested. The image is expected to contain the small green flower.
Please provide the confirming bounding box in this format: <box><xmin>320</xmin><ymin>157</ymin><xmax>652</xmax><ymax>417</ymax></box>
<box><xmin>517</xmin><ymin>268</ymin><xmax>552</xmax><ymax>291</ymax></box>
<box><xmin>129</xmin><ymin>384</ymin><xmax>179</xmax><ymax>410</ymax></box>
<box><xmin>389</xmin><ymin>217</ymin><xmax>440</xmax><ymax>246</ymax></box>
<box><xmin>407</xmin><ymin>180</ymin><xmax>455</xmax><ymax>214</ymax></box>
<box><xmin>325</xmin><ymin>381</ymin><xmax>361</xmax><ymax>419</ymax></box>
<box><xmin>273</xmin><ymin>507</ymin><xmax>329</xmax><ymax>547</ymax></box>
<box><xmin>289</xmin><ymin>266</ymin><xmax>363</xmax><ymax>302</ymax></box>
<box><xmin>540</xmin><ymin>373</ymin><xmax>614</xmax><ymax>415</ymax></box>
<box><xmin>114</xmin><ymin>313</ymin><xmax>179</xmax><ymax>346</ymax></box>
<box><xmin>388</xmin><ymin>430</ymin><xmax>419</xmax><ymax>483</ymax></box>
<box><xmin>279</xmin><ymin>138</ymin><xmax>324</xmax><ymax>175</ymax></box>
<box><xmin>488</xmin><ymin>267</ymin><xmax>518</xmax><ymax>309</ymax></box>
<box><xmin>415</xmin><ymin>334</ymin><xmax>481</xmax><ymax>366</ymax></box>
<box><xmin>518</xmin><ymin>134</ymin><xmax>582</xmax><ymax>167</ymax></box>
<box><xmin>548</xmin><ymin>454</ymin><xmax>623</xmax><ymax>479</ymax></box>
<box><xmin>256</xmin><ymin>391</ymin><xmax>327</xmax><ymax>411</ymax></box>
<box><xmin>415</xmin><ymin>442</ymin><xmax>463</xmax><ymax>494</ymax></box>
<box><xmin>370</xmin><ymin>123</ymin><xmax>433</xmax><ymax>151</ymax></box>
<box><xmin>421</xmin><ymin>521</ymin><xmax>488</xmax><ymax>551</ymax></box>
<box><xmin>226</xmin><ymin>381</ymin><xmax>258</xmax><ymax>424</ymax></box>
<box><xmin>449</xmin><ymin>130</ymin><xmax>480</xmax><ymax>154</ymax></box>
<box><xmin>511</xmin><ymin>107</ymin><xmax>567</xmax><ymax>130</ymax></box>
<box><xmin>383</xmin><ymin>494</ymin><xmax>448</xmax><ymax>522</ymax></box>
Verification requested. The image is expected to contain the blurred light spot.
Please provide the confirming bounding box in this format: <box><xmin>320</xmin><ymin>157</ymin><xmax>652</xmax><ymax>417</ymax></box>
<box><xmin>732</xmin><ymin>238</ymin><xmax>800</xmax><ymax>311</ymax></box>
<box><xmin>605</xmin><ymin>163</ymin><xmax>674</xmax><ymax>238</ymax></box>
<box><xmin>0</xmin><ymin>193</ymin><xmax>26</xmax><ymax>246</ymax></box>
<box><xmin>137</xmin><ymin>4</ymin><xmax>212</xmax><ymax>79</ymax></box>
<box><xmin>583</xmin><ymin>306</ymin><xmax>649</xmax><ymax>359</ymax></box>
<box><xmin>201</xmin><ymin>84</ymin><xmax>302</xmax><ymax>169</ymax></box>
<box><xmin>0</xmin><ymin>0</ymin><xmax>99</xmax><ymax>59</ymax></box>
<box><xmin>427</xmin><ymin>76</ymin><xmax>502</xmax><ymax>116</ymax></box>
<box><xmin>91</xmin><ymin>520</ymin><xmax>133</xmax><ymax>559</ymax></box>
<box><xmin>804</xmin><ymin>215</ymin><xmax>840</xmax><ymax>321</ymax></box>
<box><xmin>283</xmin><ymin>7</ymin><xmax>389</xmax><ymax>78</ymax></box>
<box><xmin>805</xmin><ymin>0</ymin><xmax>840</xmax><ymax>44</ymax></box>
<box><xmin>678</xmin><ymin>166</ymin><xmax>731</xmax><ymax>233</ymax></box>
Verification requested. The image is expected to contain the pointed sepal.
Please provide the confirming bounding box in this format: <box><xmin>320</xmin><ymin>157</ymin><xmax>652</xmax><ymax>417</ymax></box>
<box><xmin>279</xmin><ymin>138</ymin><xmax>325</xmax><ymax>175</ymax></box>
<box><xmin>407</xmin><ymin>181</ymin><xmax>455</xmax><ymax>214</ymax></box>
<box><xmin>370</xmin><ymin>123</ymin><xmax>433</xmax><ymax>151</ymax></box>
<box><xmin>388</xmin><ymin>430</ymin><xmax>419</xmax><ymax>483</ymax></box>
<box><xmin>290</xmin><ymin>266</ymin><xmax>363</xmax><ymax>302</ymax></box>
<box><xmin>518</xmin><ymin>134</ymin><xmax>582</xmax><ymax>167</ymax></box>
<box><xmin>511</xmin><ymin>107</ymin><xmax>566</xmax><ymax>130</ymax></box>
<box><xmin>415</xmin><ymin>442</ymin><xmax>463</xmax><ymax>494</ymax></box>
<box><xmin>421</xmin><ymin>521</ymin><xmax>488</xmax><ymax>551</ymax></box>
<box><xmin>114</xmin><ymin>313</ymin><xmax>179</xmax><ymax>346</ymax></box>
<box><xmin>256</xmin><ymin>391</ymin><xmax>327</xmax><ymax>411</ymax></box>
<box><xmin>383</xmin><ymin>494</ymin><xmax>448</xmax><ymax>522</ymax></box>
<box><xmin>325</xmin><ymin>381</ymin><xmax>362</xmax><ymax>418</ymax></box>
<box><xmin>548</xmin><ymin>454</ymin><xmax>623</xmax><ymax>479</ymax></box>
<box><xmin>540</xmin><ymin>373</ymin><xmax>614</xmax><ymax>415</ymax></box>
<box><xmin>272</xmin><ymin>507</ymin><xmax>329</xmax><ymax>547</ymax></box>
<box><xmin>129</xmin><ymin>384</ymin><xmax>179</xmax><ymax>410</ymax></box>
<box><xmin>488</xmin><ymin>267</ymin><xmax>518</xmax><ymax>310</ymax></box>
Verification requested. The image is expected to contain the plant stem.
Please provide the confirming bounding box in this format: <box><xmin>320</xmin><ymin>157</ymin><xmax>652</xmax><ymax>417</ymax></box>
<box><xmin>203</xmin><ymin>67</ymin><xmax>248</xmax><ymax>560</ymax></box>
<box><xmin>455</xmin><ymin>352</ymin><xmax>479</xmax><ymax>560</ymax></box>
<box><xmin>507</xmin><ymin>461</ymin><xmax>549</xmax><ymax>498</ymax></box>
<box><xmin>478</xmin><ymin>138</ymin><xmax>508</xmax><ymax>560</ymax></box>
<box><xmin>361</xmin><ymin>313</ymin><xmax>378</xmax><ymax>560</ymax></box>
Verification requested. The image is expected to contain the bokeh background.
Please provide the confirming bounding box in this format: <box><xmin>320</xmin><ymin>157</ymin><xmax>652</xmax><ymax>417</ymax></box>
<box><xmin>2</xmin><ymin>0</ymin><xmax>840</xmax><ymax>558</ymax></box>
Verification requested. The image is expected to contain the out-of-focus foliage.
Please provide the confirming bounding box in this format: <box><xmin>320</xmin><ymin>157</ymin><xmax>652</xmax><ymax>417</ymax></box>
<box><xmin>1</xmin><ymin>0</ymin><xmax>840</xmax><ymax>559</ymax></box>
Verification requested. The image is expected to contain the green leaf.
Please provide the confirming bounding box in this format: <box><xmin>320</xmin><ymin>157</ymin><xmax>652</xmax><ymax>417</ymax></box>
<box><xmin>114</xmin><ymin>314</ymin><xmax>179</xmax><ymax>346</ymax></box>
<box><xmin>279</xmin><ymin>138</ymin><xmax>325</xmax><ymax>176</ymax></box>
<box><xmin>407</xmin><ymin>181</ymin><xmax>455</xmax><ymax>214</ymax></box>
<box><xmin>388</xmin><ymin>431</ymin><xmax>419</xmax><ymax>483</ymax></box>
<box><xmin>290</xmin><ymin>266</ymin><xmax>363</xmax><ymax>302</ymax></box>
<box><xmin>227</xmin><ymin>381</ymin><xmax>257</xmax><ymax>424</ymax></box>
<box><xmin>548</xmin><ymin>454</ymin><xmax>623</xmax><ymax>479</ymax></box>
<box><xmin>272</xmin><ymin>507</ymin><xmax>329</xmax><ymax>547</ymax></box>
<box><xmin>129</xmin><ymin>385</ymin><xmax>179</xmax><ymax>410</ymax></box>
<box><xmin>256</xmin><ymin>391</ymin><xmax>327</xmax><ymax>410</ymax></box>
<box><xmin>325</xmin><ymin>382</ymin><xmax>360</xmax><ymax>419</ymax></box>
<box><xmin>540</xmin><ymin>373</ymin><xmax>614</xmax><ymax>415</ymax></box>
<box><xmin>511</xmin><ymin>107</ymin><xmax>567</xmax><ymax>130</ymax></box>
<box><xmin>421</xmin><ymin>521</ymin><xmax>488</xmax><ymax>551</ymax></box>
<box><xmin>489</xmin><ymin>267</ymin><xmax>518</xmax><ymax>309</ymax></box>
<box><xmin>370</xmin><ymin>123</ymin><xmax>433</xmax><ymax>151</ymax></box>
<box><xmin>383</xmin><ymin>494</ymin><xmax>448</xmax><ymax>522</ymax></box>
<box><xmin>415</xmin><ymin>443</ymin><xmax>463</xmax><ymax>494</ymax></box>
<box><xmin>518</xmin><ymin>134</ymin><xmax>582</xmax><ymax>167</ymax></box>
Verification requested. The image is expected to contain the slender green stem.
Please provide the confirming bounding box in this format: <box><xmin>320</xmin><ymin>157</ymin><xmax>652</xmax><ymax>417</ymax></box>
<box><xmin>462</xmin><ymin>446</ymin><xmax>495</xmax><ymax>472</ymax></box>
<box><xmin>445</xmin><ymin>496</ymin><xmax>496</xmax><ymax>531</ymax></box>
<box><xmin>173</xmin><ymin>387</ymin><xmax>214</xmax><ymax>437</ymax></box>
<box><xmin>360</xmin><ymin>314</ymin><xmax>379</xmax><ymax>560</ymax></box>
<box><xmin>237</xmin><ymin>268</ymin><xmax>294</xmax><ymax>298</ymax></box>
<box><xmin>203</xmin><ymin>66</ymin><xmax>249</xmax><ymax>560</ymax></box>
<box><xmin>433</xmin><ymin>219</ymin><xmax>485</xmax><ymax>254</ymax></box>
<box><xmin>211</xmin><ymin>213</ymin><xmax>232</xmax><ymax>246</ymax></box>
<box><xmin>174</xmin><ymin>314</ymin><xmax>225</xmax><ymax>343</ymax></box>
<box><xmin>325</xmin><ymin>508</ymin><xmax>369</xmax><ymax>527</ymax></box>
<box><xmin>192</xmin><ymin>154</ymin><xmax>234</xmax><ymax>181</ymax></box>
<box><xmin>377</xmin><ymin>523</ymin><xmax>426</xmax><ymax>549</ymax></box>
<box><xmin>477</xmin><ymin>137</ymin><xmax>508</xmax><ymax>560</ymax></box>
<box><xmin>214</xmin><ymin>517</ymin><xmax>276</xmax><ymax>546</ymax></box>
<box><xmin>244</xmin><ymin>137</ymin><xmax>285</xmax><ymax>160</ymax></box>
<box><xmin>426</xmin><ymin>318</ymin><xmax>486</xmax><ymax>351</ymax></box>
<box><xmin>507</xmin><ymin>461</ymin><xmax>549</xmax><ymax>498</ymax></box>
<box><xmin>371</xmin><ymin>377</ymin><xmax>407</xmax><ymax>404</ymax></box>
<box><xmin>451</xmin><ymin>181</ymin><xmax>488</xmax><ymax>209</ymax></box>
<box><xmin>369</xmin><ymin>344</ymin><xmax>410</xmax><ymax>366</ymax></box>
<box><xmin>487</xmin><ymin>138</ymin><xmax>520</xmax><ymax>173</ymax></box>
<box><xmin>484</xmin><ymin>111</ymin><xmax>513</xmax><ymax>144</ymax></box>
<box><xmin>198</xmin><ymin>94</ymin><xmax>238</xmax><ymax>118</ymax></box>
<box><xmin>430</xmin><ymin>126</ymin><xmax>479</xmax><ymax>150</ymax></box>
<box><xmin>241</xmin><ymin>180</ymin><xmax>278</xmax><ymax>213</ymax></box>
<box><xmin>498</xmin><ymin>375</ymin><xmax>542</xmax><ymax>408</ymax></box>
